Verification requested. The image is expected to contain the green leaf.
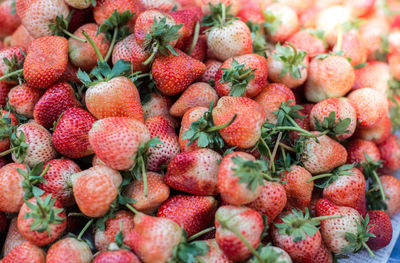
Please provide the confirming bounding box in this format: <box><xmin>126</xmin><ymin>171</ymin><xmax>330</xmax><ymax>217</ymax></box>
<box><xmin>249</xmin><ymin>244</ymin><xmax>288</xmax><ymax>263</ymax></box>
<box><xmin>247</xmin><ymin>21</ymin><xmax>268</xmax><ymax>57</ymax></box>
<box><xmin>169</xmin><ymin>232</ymin><xmax>209</xmax><ymax>263</ymax></box>
<box><xmin>343</xmin><ymin>215</ymin><xmax>375</xmax><ymax>255</ymax></box>
<box><xmin>97</xmin><ymin>10</ymin><xmax>134</xmax><ymax>41</ymax></box>
<box><xmin>313</xmin><ymin>111</ymin><xmax>351</xmax><ymax>139</ymax></box>
<box><xmin>271</xmin><ymin>43</ymin><xmax>307</xmax><ymax>79</ymax></box>
<box><xmin>262</xmin><ymin>10</ymin><xmax>281</xmax><ymax>35</ymax></box>
<box><xmin>219</xmin><ymin>58</ymin><xmax>256</xmax><ymax>97</ymax></box>
<box><xmin>201</xmin><ymin>3</ymin><xmax>237</xmax><ymax>29</ymax></box>
<box><xmin>231</xmin><ymin>156</ymin><xmax>269</xmax><ymax>191</ymax></box>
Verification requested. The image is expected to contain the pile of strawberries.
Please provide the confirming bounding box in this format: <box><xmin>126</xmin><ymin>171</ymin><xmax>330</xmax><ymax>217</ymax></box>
<box><xmin>1</xmin><ymin>0</ymin><xmax>400</xmax><ymax>262</ymax></box>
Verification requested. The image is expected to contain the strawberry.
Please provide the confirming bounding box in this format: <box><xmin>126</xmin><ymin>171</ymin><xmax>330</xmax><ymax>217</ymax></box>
<box><xmin>33</xmin><ymin>82</ymin><xmax>81</xmax><ymax>129</ymax></box>
<box><xmin>37</xmin><ymin>158</ymin><xmax>81</xmax><ymax>207</ymax></box>
<box><xmin>152</xmin><ymin>49</ymin><xmax>206</xmax><ymax>96</ymax></box>
<box><xmin>9</xmin><ymin>25</ymin><xmax>35</xmax><ymax>49</ymax></box>
<box><xmin>309</xmin><ymin>97</ymin><xmax>357</xmax><ymax>141</ymax></box>
<box><xmin>300</xmin><ymin>132</ymin><xmax>348</xmax><ymax>174</ymax></box>
<box><xmin>7</xmin><ymin>84</ymin><xmax>42</xmax><ymax>118</ymax></box>
<box><xmin>125</xmin><ymin>213</ymin><xmax>183</xmax><ymax>263</ymax></box>
<box><xmin>215</xmin><ymin>205</ymin><xmax>264</xmax><ymax>261</ymax></box>
<box><xmin>263</xmin><ymin>3</ymin><xmax>300</xmax><ymax>43</ymax></box>
<box><xmin>178</xmin><ymin>106</ymin><xmax>210</xmax><ymax>152</ymax></box>
<box><xmin>52</xmin><ymin>107</ymin><xmax>96</xmax><ymax>159</ymax></box>
<box><xmin>200</xmin><ymin>59</ymin><xmax>222</xmax><ymax>83</ymax></box>
<box><xmin>157</xmin><ymin>195</ymin><xmax>217</xmax><ymax>237</ymax></box>
<box><xmin>305</xmin><ymin>55</ymin><xmax>355</xmax><ymax>103</ymax></box>
<box><xmin>197</xmin><ymin>239</ymin><xmax>233</xmax><ymax>263</ymax></box>
<box><xmin>360</xmin><ymin>16</ymin><xmax>390</xmax><ymax>61</ymax></box>
<box><xmin>212</xmin><ymin>96</ymin><xmax>266</xmax><ymax>149</ymax></box>
<box><xmin>69</xmin><ymin>23</ymin><xmax>110</xmax><ymax>71</ymax></box>
<box><xmin>282</xmin><ymin>164</ymin><xmax>314</xmax><ymax>210</ymax></box>
<box><xmin>124</xmin><ymin>172</ymin><xmax>170</xmax><ymax>213</ymax></box>
<box><xmin>145</xmin><ymin>115</ymin><xmax>180</xmax><ymax>171</ymax></box>
<box><xmin>1</xmin><ymin>242</ymin><xmax>46</xmax><ymax>263</ymax></box>
<box><xmin>380</xmin><ymin>175</ymin><xmax>400</xmax><ymax>217</ymax></box>
<box><xmin>0</xmin><ymin>0</ymin><xmax>21</xmax><ymax>38</ymax></box>
<box><xmin>17</xmin><ymin>194</ymin><xmax>67</xmax><ymax>246</ymax></box>
<box><xmin>112</xmin><ymin>34</ymin><xmax>151</xmax><ymax>74</ymax></box>
<box><xmin>170</xmin><ymin>82</ymin><xmax>218</xmax><ymax>117</ymax></box>
<box><xmin>203</xmin><ymin>3</ymin><xmax>252</xmax><ymax>61</ymax></box>
<box><xmin>378</xmin><ymin>135</ymin><xmax>400</xmax><ymax>174</ymax></box>
<box><xmin>2</xmin><ymin>217</ymin><xmax>27</xmax><ymax>257</ymax></box>
<box><xmin>93</xmin><ymin>0</ymin><xmax>144</xmax><ymax>30</ymax></box>
<box><xmin>170</xmin><ymin>9</ymin><xmax>199</xmax><ymax>50</ymax></box>
<box><xmin>331</xmin><ymin>29</ymin><xmax>367</xmax><ymax>67</ymax></box>
<box><xmin>64</xmin><ymin>0</ymin><xmax>92</xmax><ymax>9</ymax></box>
<box><xmin>352</xmin><ymin>61</ymin><xmax>390</xmax><ymax>96</ymax></box>
<box><xmin>254</xmin><ymin>83</ymin><xmax>296</xmax><ymax>124</ymax></box>
<box><xmin>0</xmin><ymin>163</ymin><xmax>27</xmax><ymax>212</ymax></box>
<box><xmin>93</xmin><ymin>249</ymin><xmax>141</xmax><ymax>263</ymax></box>
<box><xmin>185</xmin><ymin>34</ymin><xmax>207</xmax><ymax>61</ymax></box>
<box><xmin>0</xmin><ymin>46</ymin><xmax>26</xmax><ymax>85</ymax></box>
<box><xmin>23</xmin><ymin>36</ymin><xmax>69</xmax><ymax>89</ymax></box>
<box><xmin>355</xmin><ymin>114</ymin><xmax>392</xmax><ymax>144</ymax></box>
<box><xmin>247</xmin><ymin>181</ymin><xmax>287</xmax><ymax>224</ymax></box>
<box><xmin>347</xmin><ymin>88</ymin><xmax>389</xmax><ymax>127</ymax></box>
<box><xmin>287</xmin><ymin>29</ymin><xmax>327</xmax><ymax>58</ymax></box>
<box><xmin>365</xmin><ymin>210</ymin><xmax>392</xmax><ymax>250</ymax></box>
<box><xmin>94</xmin><ymin>210</ymin><xmax>135</xmax><ymax>251</ymax></box>
<box><xmin>71</xmin><ymin>165</ymin><xmax>122</xmax><ymax>217</ymax></box>
<box><xmin>316</xmin><ymin>198</ymin><xmax>375</xmax><ymax>256</ymax></box>
<box><xmin>310</xmin><ymin>242</ymin><xmax>333</xmax><ymax>263</ymax></box>
<box><xmin>165</xmin><ymin>148</ymin><xmax>222</xmax><ymax>195</ymax></box>
<box><xmin>140</xmin><ymin>0</ymin><xmax>181</xmax><ymax>12</ymax></box>
<box><xmin>142</xmin><ymin>92</ymin><xmax>178</xmax><ymax>129</ymax></box>
<box><xmin>0</xmin><ymin>83</ymin><xmax>11</xmax><ymax>107</ymax></box>
<box><xmin>266</xmin><ymin>43</ymin><xmax>309</xmax><ymax>89</ymax></box>
<box><xmin>215</xmin><ymin>54</ymin><xmax>267</xmax><ymax>98</ymax></box>
<box><xmin>346</xmin><ymin>139</ymin><xmax>381</xmax><ymax>166</ymax></box>
<box><xmin>46</xmin><ymin>237</ymin><xmax>93</xmax><ymax>263</ymax></box>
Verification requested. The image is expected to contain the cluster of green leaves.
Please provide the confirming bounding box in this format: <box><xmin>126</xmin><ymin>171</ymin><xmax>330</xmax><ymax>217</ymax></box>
<box><xmin>314</xmin><ymin>164</ymin><xmax>355</xmax><ymax>188</ymax></box>
<box><xmin>130</xmin><ymin>72</ymin><xmax>157</xmax><ymax>105</ymax></box>
<box><xmin>0</xmin><ymin>110</ymin><xmax>16</xmax><ymax>142</ymax></box>
<box><xmin>97</xmin><ymin>10</ymin><xmax>134</xmax><ymax>42</ymax></box>
<box><xmin>274</xmin><ymin>101</ymin><xmax>306</xmax><ymax>128</ymax></box>
<box><xmin>49</xmin><ymin>14</ymin><xmax>73</xmax><ymax>37</ymax></box>
<box><xmin>201</xmin><ymin>3</ymin><xmax>237</xmax><ymax>29</ymax></box>
<box><xmin>130</xmin><ymin>137</ymin><xmax>162</xmax><ymax>182</ymax></box>
<box><xmin>246</xmin><ymin>21</ymin><xmax>268</xmax><ymax>57</ymax></box>
<box><xmin>219</xmin><ymin>58</ymin><xmax>256</xmax><ymax>96</ymax></box>
<box><xmin>249</xmin><ymin>244</ymin><xmax>287</xmax><ymax>263</ymax></box>
<box><xmin>231</xmin><ymin>156</ymin><xmax>270</xmax><ymax>192</ymax></box>
<box><xmin>271</xmin><ymin>43</ymin><xmax>308</xmax><ymax>79</ymax></box>
<box><xmin>262</xmin><ymin>10</ymin><xmax>281</xmax><ymax>36</ymax></box>
<box><xmin>2</xmin><ymin>51</ymin><xmax>25</xmax><ymax>84</ymax></box>
<box><xmin>366</xmin><ymin>188</ymin><xmax>388</xmax><ymax>211</ymax></box>
<box><xmin>169</xmin><ymin>231</ymin><xmax>209</xmax><ymax>263</ymax></box>
<box><xmin>274</xmin><ymin>208</ymin><xmax>319</xmax><ymax>242</ymax></box>
<box><xmin>20</xmin><ymin>162</ymin><xmax>49</xmax><ymax>200</ymax></box>
<box><xmin>23</xmin><ymin>194</ymin><xmax>65</xmax><ymax>235</ymax></box>
<box><xmin>313</xmin><ymin>111</ymin><xmax>351</xmax><ymax>139</ymax></box>
<box><xmin>344</xmin><ymin>214</ymin><xmax>376</xmax><ymax>257</ymax></box>
<box><xmin>7</xmin><ymin>129</ymin><xmax>28</xmax><ymax>161</ymax></box>
<box><xmin>342</xmin><ymin>18</ymin><xmax>366</xmax><ymax>32</ymax></box>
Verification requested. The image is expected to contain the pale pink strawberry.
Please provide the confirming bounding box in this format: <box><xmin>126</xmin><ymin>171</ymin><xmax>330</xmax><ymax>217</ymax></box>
<box><xmin>355</xmin><ymin>114</ymin><xmax>392</xmax><ymax>144</ymax></box>
<box><xmin>46</xmin><ymin>237</ymin><xmax>93</xmax><ymax>263</ymax></box>
<box><xmin>2</xmin><ymin>218</ymin><xmax>27</xmax><ymax>257</ymax></box>
<box><xmin>200</xmin><ymin>59</ymin><xmax>222</xmax><ymax>83</ymax></box>
<box><xmin>1</xmin><ymin>242</ymin><xmax>46</xmax><ymax>263</ymax></box>
<box><xmin>142</xmin><ymin>92</ymin><xmax>179</xmax><ymax>129</ymax></box>
<box><xmin>8</xmin><ymin>84</ymin><xmax>42</xmax><ymax>118</ymax></box>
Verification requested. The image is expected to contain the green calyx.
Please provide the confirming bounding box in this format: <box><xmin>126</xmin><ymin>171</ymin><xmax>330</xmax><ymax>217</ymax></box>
<box><xmin>344</xmin><ymin>214</ymin><xmax>376</xmax><ymax>258</ymax></box>
<box><xmin>142</xmin><ymin>16</ymin><xmax>183</xmax><ymax>65</ymax></box>
<box><xmin>182</xmin><ymin>103</ymin><xmax>236</xmax><ymax>151</ymax></box>
<box><xmin>169</xmin><ymin>231</ymin><xmax>210</xmax><ymax>263</ymax></box>
<box><xmin>201</xmin><ymin>3</ymin><xmax>237</xmax><ymax>29</ymax></box>
<box><xmin>0</xmin><ymin>110</ymin><xmax>16</xmax><ymax>141</ymax></box>
<box><xmin>77</xmin><ymin>59</ymin><xmax>132</xmax><ymax>87</ymax></box>
<box><xmin>23</xmin><ymin>194</ymin><xmax>65</xmax><ymax>235</ymax></box>
<box><xmin>249</xmin><ymin>244</ymin><xmax>288</xmax><ymax>263</ymax></box>
<box><xmin>49</xmin><ymin>14</ymin><xmax>87</xmax><ymax>43</ymax></box>
<box><xmin>309</xmin><ymin>164</ymin><xmax>355</xmax><ymax>188</ymax></box>
<box><xmin>262</xmin><ymin>10</ymin><xmax>281</xmax><ymax>36</ymax></box>
<box><xmin>359</xmin><ymin>153</ymin><xmax>386</xmax><ymax>203</ymax></box>
<box><xmin>1</xmin><ymin>50</ymin><xmax>25</xmax><ymax>84</ymax></box>
<box><xmin>20</xmin><ymin>162</ymin><xmax>50</xmax><ymax>200</ymax></box>
<box><xmin>313</xmin><ymin>111</ymin><xmax>351</xmax><ymax>139</ymax></box>
<box><xmin>271</xmin><ymin>43</ymin><xmax>308</xmax><ymax>79</ymax></box>
<box><xmin>0</xmin><ymin>129</ymin><xmax>28</xmax><ymax>161</ymax></box>
<box><xmin>130</xmin><ymin>137</ymin><xmax>163</xmax><ymax>197</ymax></box>
<box><xmin>342</xmin><ymin>18</ymin><xmax>366</xmax><ymax>33</ymax></box>
<box><xmin>110</xmin><ymin>221</ymin><xmax>130</xmax><ymax>251</ymax></box>
<box><xmin>246</xmin><ymin>21</ymin><xmax>268</xmax><ymax>57</ymax></box>
<box><xmin>219</xmin><ymin>58</ymin><xmax>256</xmax><ymax>97</ymax></box>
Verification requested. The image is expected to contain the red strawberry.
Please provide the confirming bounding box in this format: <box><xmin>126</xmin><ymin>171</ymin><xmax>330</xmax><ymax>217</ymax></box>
<box><xmin>352</xmin><ymin>61</ymin><xmax>390</xmax><ymax>96</ymax></box>
<box><xmin>33</xmin><ymin>82</ymin><xmax>82</xmax><ymax>129</ymax></box>
<box><xmin>169</xmin><ymin>82</ymin><xmax>218</xmax><ymax>118</ymax></box>
<box><xmin>164</xmin><ymin>148</ymin><xmax>222</xmax><ymax>195</ymax></box>
<box><xmin>152</xmin><ymin>49</ymin><xmax>206</xmax><ymax>96</ymax></box>
<box><xmin>355</xmin><ymin>114</ymin><xmax>392</xmax><ymax>144</ymax></box>
<box><xmin>380</xmin><ymin>175</ymin><xmax>400</xmax><ymax>217</ymax></box>
<box><xmin>52</xmin><ymin>107</ymin><xmax>96</xmax><ymax>159</ymax></box>
<box><xmin>94</xmin><ymin>210</ymin><xmax>135</xmax><ymax>251</ymax></box>
<box><xmin>46</xmin><ymin>237</ymin><xmax>93</xmax><ymax>263</ymax></box>
<box><xmin>142</xmin><ymin>92</ymin><xmax>178</xmax><ymax>129</ymax></box>
<box><xmin>287</xmin><ymin>29</ymin><xmax>326</xmax><ymax>58</ymax></box>
<box><xmin>378</xmin><ymin>135</ymin><xmax>400</xmax><ymax>174</ymax></box>
<box><xmin>215</xmin><ymin>205</ymin><xmax>264</xmax><ymax>261</ymax></box>
<box><xmin>247</xmin><ymin>181</ymin><xmax>287</xmax><ymax>224</ymax></box>
<box><xmin>1</xmin><ymin>242</ymin><xmax>45</xmax><ymax>263</ymax></box>
<box><xmin>37</xmin><ymin>158</ymin><xmax>81</xmax><ymax>207</ymax></box>
<box><xmin>346</xmin><ymin>139</ymin><xmax>381</xmax><ymax>166</ymax></box>
<box><xmin>0</xmin><ymin>82</ymin><xmax>11</xmax><ymax>107</ymax></box>
<box><xmin>0</xmin><ymin>0</ymin><xmax>21</xmax><ymax>39</ymax></box>
<box><xmin>310</xmin><ymin>242</ymin><xmax>333</xmax><ymax>263</ymax></box>
<box><xmin>145</xmin><ymin>115</ymin><xmax>180</xmax><ymax>171</ymax></box>
<box><xmin>93</xmin><ymin>249</ymin><xmax>141</xmax><ymax>263</ymax></box>
<box><xmin>170</xmin><ymin>9</ymin><xmax>198</xmax><ymax>49</ymax></box>
<box><xmin>9</xmin><ymin>25</ymin><xmax>34</xmax><ymax>50</ymax></box>
<box><xmin>197</xmin><ymin>239</ymin><xmax>233</xmax><ymax>263</ymax></box>
<box><xmin>71</xmin><ymin>165</ymin><xmax>122</xmax><ymax>217</ymax></box>
<box><xmin>157</xmin><ymin>195</ymin><xmax>217</xmax><ymax>237</ymax></box>
<box><xmin>254</xmin><ymin>83</ymin><xmax>296</xmax><ymax>124</ymax></box>
<box><xmin>366</xmin><ymin>210</ymin><xmax>392</xmax><ymax>250</ymax></box>
<box><xmin>263</xmin><ymin>3</ymin><xmax>299</xmax><ymax>43</ymax></box>
<box><xmin>17</xmin><ymin>194</ymin><xmax>67</xmax><ymax>246</ymax></box>
<box><xmin>185</xmin><ymin>34</ymin><xmax>207</xmax><ymax>61</ymax></box>
<box><xmin>23</xmin><ymin>36</ymin><xmax>69</xmax><ymax>89</ymax></box>
<box><xmin>124</xmin><ymin>172</ymin><xmax>170</xmax><ymax>213</ymax></box>
<box><xmin>0</xmin><ymin>46</ymin><xmax>26</xmax><ymax>85</ymax></box>
<box><xmin>212</xmin><ymin>96</ymin><xmax>266</xmax><ymax>149</ymax></box>
<box><xmin>2</xmin><ymin>217</ymin><xmax>27</xmax><ymax>257</ymax></box>
<box><xmin>200</xmin><ymin>59</ymin><xmax>222</xmax><ymax>83</ymax></box>
<box><xmin>282</xmin><ymin>164</ymin><xmax>314</xmax><ymax>210</ymax></box>
<box><xmin>8</xmin><ymin>84</ymin><xmax>42</xmax><ymax>118</ymax></box>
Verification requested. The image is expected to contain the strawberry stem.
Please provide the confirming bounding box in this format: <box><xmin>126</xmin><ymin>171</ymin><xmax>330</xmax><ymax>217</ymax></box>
<box><xmin>0</xmin><ymin>69</ymin><xmax>23</xmax><ymax>81</ymax></box>
<box><xmin>77</xmin><ymin>219</ymin><xmax>94</xmax><ymax>240</ymax></box>
<box><xmin>0</xmin><ymin>146</ymin><xmax>19</xmax><ymax>156</ymax></box>
<box><xmin>362</xmin><ymin>241</ymin><xmax>375</xmax><ymax>258</ymax></box>
<box><xmin>139</xmin><ymin>155</ymin><xmax>149</xmax><ymax>197</ymax></box>
<box><xmin>63</xmin><ymin>29</ymin><xmax>87</xmax><ymax>43</ymax></box>
<box><xmin>335</xmin><ymin>27</ymin><xmax>344</xmax><ymax>52</ymax></box>
<box><xmin>143</xmin><ymin>42</ymin><xmax>160</xmax><ymax>66</ymax></box>
<box><xmin>279</xmin><ymin>142</ymin><xmax>295</xmax><ymax>152</ymax></box>
<box><xmin>104</xmin><ymin>27</ymin><xmax>118</xmax><ymax>62</ymax></box>
<box><xmin>81</xmin><ymin>30</ymin><xmax>104</xmax><ymax>63</ymax></box>
<box><xmin>372</xmin><ymin>170</ymin><xmax>386</xmax><ymax>201</ymax></box>
<box><xmin>188</xmin><ymin>22</ymin><xmax>200</xmax><ymax>56</ymax></box>
<box><xmin>269</xmin><ymin>132</ymin><xmax>282</xmax><ymax>171</ymax></box>
<box><xmin>310</xmin><ymin>214</ymin><xmax>342</xmax><ymax>221</ymax></box>
<box><xmin>187</xmin><ymin>226</ymin><xmax>216</xmax><ymax>241</ymax></box>
<box><xmin>307</xmin><ymin>173</ymin><xmax>333</xmax><ymax>182</ymax></box>
<box><xmin>206</xmin><ymin>114</ymin><xmax>237</xmax><ymax>132</ymax></box>
<box><xmin>125</xmin><ymin>203</ymin><xmax>140</xmax><ymax>215</ymax></box>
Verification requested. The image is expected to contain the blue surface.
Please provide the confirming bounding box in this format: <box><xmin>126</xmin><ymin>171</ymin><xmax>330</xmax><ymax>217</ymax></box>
<box><xmin>389</xmin><ymin>237</ymin><xmax>400</xmax><ymax>262</ymax></box>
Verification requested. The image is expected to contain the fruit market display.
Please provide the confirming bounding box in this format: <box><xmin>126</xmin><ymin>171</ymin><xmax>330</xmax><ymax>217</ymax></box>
<box><xmin>1</xmin><ymin>0</ymin><xmax>400</xmax><ymax>262</ymax></box>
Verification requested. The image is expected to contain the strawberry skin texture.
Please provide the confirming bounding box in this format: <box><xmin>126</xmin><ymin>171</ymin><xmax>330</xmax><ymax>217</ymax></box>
<box><xmin>2</xmin><ymin>217</ymin><xmax>27</xmax><ymax>257</ymax></box>
<box><xmin>0</xmin><ymin>163</ymin><xmax>27</xmax><ymax>213</ymax></box>
<box><xmin>288</xmin><ymin>30</ymin><xmax>326</xmax><ymax>58</ymax></box>
<box><xmin>52</xmin><ymin>107</ymin><xmax>96</xmax><ymax>159</ymax></box>
<box><xmin>9</xmin><ymin>25</ymin><xmax>34</xmax><ymax>49</ymax></box>
<box><xmin>197</xmin><ymin>239</ymin><xmax>233</xmax><ymax>263</ymax></box>
<box><xmin>0</xmin><ymin>83</ymin><xmax>11</xmax><ymax>107</ymax></box>
<box><xmin>157</xmin><ymin>195</ymin><xmax>218</xmax><ymax>237</ymax></box>
<box><xmin>310</xmin><ymin>242</ymin><xmax>333</xmax><ymax>263</ymax></box>
<box><xmin>352</xmin><ymin>61</ymin><xmax>390</xmax><ymax>96</ymax></box>
<box><xmin>282</xmin><ymin>164</ymin><xmax>314</xmax><ymax>210</ymax></box>
<box><xmin>46</xmin><ymin>237</ymin><xmax>93</xmax><ymax>263</ymax></box>
<box><xmin>152</xmin><ymin>49</ymin><xmax>206</xmax><ymax>96</ymax></box>
<box><xmin>23</xmin><ymin>36</ymin><xmax>69</xmax><ymax>89</ymax></box>
<box><xmin>356</xmin><ymin>114</ymin><xmax>392</xmax><ymax>144</ymax></box>
<box><xmin>346</xmin><ymin>139</ymin><xmax>381</xmax><ymax>166</ymax></box>
<box><xmin>0</xmin><ymin>0</ymin><xmax>21</xmax><ymax>38</ymax></box>
<box><xmin>378</xmin><ymin>135</ymin><xmax>400</xmax><ymax>174</ymax></box>
<box><xmin>142</xmin><ymin>92</ymin><xmax>178</xmax><ymax>129</ymax></box>
<box><xmin>33</xmin><ymin>82</ymin><xmax>82</xmax><ymax>129</ymax></box>
<box><xmin>366</xmin><ymin>210</ymin><xmax>392</xmax><ymax>250</ymax></box>
<box><xmin>381</xmin><ymin>175</ymin><xmax>400</xmax><ymax>217</ymax></box>
<box><xmin>201</xmin><ymin>59</ymin><xmax>222</xmax><ymax>83</ymax></box>
<box><xmin>8</xmin><ymin>84</ymin><xmax>43</xmax><ymax>118</ymax></box>
<box><xmin>1</xmin><ymin>242</ymin><xmax>46</xmax><ymax>263</ymax></box>
<box><xmin>93</xmin><ymin>250</ymin><xmax>141</xmax><ymax>263</ymax></box>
